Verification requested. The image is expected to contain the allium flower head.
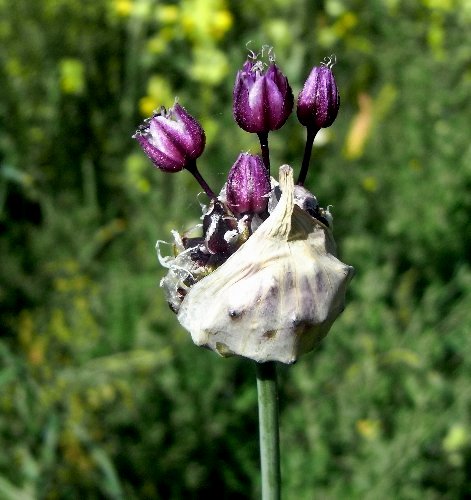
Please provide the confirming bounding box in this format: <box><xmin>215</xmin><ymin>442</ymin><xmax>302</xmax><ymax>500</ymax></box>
<box><xmin>233</xmin><ymin>47</ymin><xmax>293</xmax><ymax>133</ymax></box>
<box><xmin>297</xmin><ymin>55</ymin><xmax>340</xmax><ymax>130</ymax></box>
<box><xmin>226</xmin><ymin>153</ymin><xmax>271</xmax><ymax>215</ymax></box>
<box><xmin>133</xmin><ymin>103</ymin><xmax>205</xmax><ymax>172</ymax></box>
<box><xmin>135</xmin><ymin>45</ymin><xmax>354</xmax><ymax>364</ymax></box>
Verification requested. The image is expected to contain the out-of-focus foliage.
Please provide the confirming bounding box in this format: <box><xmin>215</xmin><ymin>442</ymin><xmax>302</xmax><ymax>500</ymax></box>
<box><xmin>1</xmin><ymin>0</ymin><xmax>470</xmax><ymax>497</ymax></box>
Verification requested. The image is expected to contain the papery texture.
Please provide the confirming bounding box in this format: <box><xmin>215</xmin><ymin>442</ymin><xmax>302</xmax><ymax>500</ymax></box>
<box><xmin>177</xmin><ymin>165</ymin><xmax>354</xmax><ymax>364</ymax></box>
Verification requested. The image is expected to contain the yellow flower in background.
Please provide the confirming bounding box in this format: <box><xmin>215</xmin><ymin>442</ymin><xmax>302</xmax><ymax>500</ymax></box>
<box><xmin>147</xmin><ymin>26</ymin><xmax>176</xmax><ymax>55</ymax></box>
<box><xmin>356</xmin><ymin>419</ymin><xmax>381</xmax><ymax>440</ymax></box>
<box><xmin>333</xmin><ymin>11</ymin><xmax>358</xmax><ymax>37</ymax></box>
<box><xmin>443</xmin><ymin>424</ymin><xmax>470</xmax><ymax>467</ymax></box>
<box><xmin>210</xmin><ymin>9</ymin><xmax>233</xmax><ymax>40</ymax></box>
<box><xmin>59</xmin><ymin>58</ymin><xmax>85</xmax><ymax>95</ymax></box>
<box><xmin>382</xmin><ymin>348</ymin><xmax>421</xmax><ymax>368</ymax></box>
<box><xmin>18</xmin><ymin>310</ymin><xmax>45</xmax><ymax>367</ymax></box>
<box><xmin>325</xmin><ymin>0</ymin><xmax>347</xmax><ymax>17</ymax></box>
<box><xmin>114</xmin><ymin>0</ymin><xmax>133</xmax><ymax>17</ymax></box>
<box><xmin>344</xmin><ymin>85</ymin><xmax>396</xmax><ymax>160</ymax></box>
<box><xmin>318</xmin><ymin>11</ymin><xmax>358</xmax><ymax>47</ymax></box>
<box><xmin>5</xmin><ymin>58</ymin><xmax>24</xmax><ymax>78</ymax></box>
<box><xmin>156</xmin><ymin>4</ymin><xmax>179</xmax><ymax>24</ymax></box>
<box><xmin>427</xmin><ymin>15</ymin><xmax>445</xmax><ymax>61</ymax></box>
<box><xmin>139</xmin><ymin>75</ymin><xmax>173</xmax><ymax>116</ymax></box>
<box><xmin>422</xmin><ymin>0</ymin><xmax>454</xmax><ymax>11</ymax></box>
<box><xmin>190</xmin><ymin>46</ymin><xmax>229</xmax><ymax>85</ymax></box>
<box><xmin>139</xmin><ymin>96</ymin><xmax>159</xmax><ymax>118</ymax></box>
<box><xmin>361</xmin><ymin>176</ymin><xmax>378</xmax><ymax>193</ymax></box>
<box><xmin>264</xmin><ymin>19</ymin><xmax>293</xmax><ymax>51</ymax></box>
<box><xmin>409</xmin><ymin>159</ymin><xmax>423</xmax><ymax>172</ymax></box>
<box><xmin>200</xmin><ymin>116</ymin><xmax>219</xmax><ymax>145</ymax></box>
<box><xmin>147</xmin><ymin>74</ymin><xmax>173</xmax><ymax>102</ymax></box>
<box><xmin>443</xmin><ymin>424</ymin><xmax>469</xmax><ymax>454</ymax></box>
<box><xmin>147</xmin><ymin>35</ymin><xmax>167</xmax><ymax>54</ymax></box>
<box><xmin>181</xmin><ymin>0</ymin><xmax>232</xmax><ymax>42</ymax></box>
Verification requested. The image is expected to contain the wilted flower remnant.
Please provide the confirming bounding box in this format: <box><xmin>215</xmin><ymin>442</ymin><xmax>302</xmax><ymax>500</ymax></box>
<box><xmin>133</xmin><ymin>47</ymin><xmax>354</xmax><ymax>364</ymax></box>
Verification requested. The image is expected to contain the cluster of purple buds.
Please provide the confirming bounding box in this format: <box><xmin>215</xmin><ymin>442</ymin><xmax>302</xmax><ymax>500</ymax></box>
<box><xmin>133</xmin><ymin>47</ymin><xmax>340</xmax><ymax>309</ymax></box>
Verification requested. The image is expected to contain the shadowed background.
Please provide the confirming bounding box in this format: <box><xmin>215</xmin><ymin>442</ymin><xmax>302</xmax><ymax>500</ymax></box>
<box><xmin>1</xmin><ymin>0</ymin><xmax>470</xmax><ymax>498</ymax></box>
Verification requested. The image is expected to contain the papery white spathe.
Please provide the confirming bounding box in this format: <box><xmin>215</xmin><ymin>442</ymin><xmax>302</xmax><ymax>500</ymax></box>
<box><xmin>177</xmin><ymin>165</ymin><xmax>354</xmax><ymax>364</ymax></box>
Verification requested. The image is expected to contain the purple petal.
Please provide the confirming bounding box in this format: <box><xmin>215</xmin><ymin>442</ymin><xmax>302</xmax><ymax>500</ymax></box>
<box><xmin>233</xmin><ymin>73</ymin><xmax>255</xmax><ymax>132</ymax></box>
<box><xmin>249</xmin><ymin>76</ymin><xmax>284</xmax><ymax>130</ymax></box>
<box><xmin>135</xmin><ymin>134</ymin><xmax>185</xmax><ymax>172</ymax></box>
<box><xmin>148</xmin><ymin>116</ymin><xmax>186</xmax><ymax>163</ymax></box>
<box><xmin>226</xmin><ymin>153</ymin><xmax>270</xmax><ymax>214</ymax></box>
<box><xmin>297</xmin><ymin>66</ymin><xmax>339</xmax><ymax>129</ymax></box>
<box><xmin>133</xmin><ymin>103</ymin><xmax>206</xmax><ymax>172</ymax></box>
<box><xmin>171</xmin><ymin>103</ymin><xmax>206</xmax><ymax>159</ymax></box>
<box><xmin>233</xmin><ymin>60</ymin><xmax>293</xmax><ymax>133</ymax></box>
<box><xmin>267</xmin><ymin>64</ymin><xmax>294</xmax><ymax>125</ymax></box>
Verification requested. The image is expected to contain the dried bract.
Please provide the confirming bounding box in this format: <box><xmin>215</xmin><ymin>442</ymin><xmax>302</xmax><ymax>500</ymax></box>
<box><xmin>176</xmin><ymin>165</ymin><xmax>354</xmax><ymax>364</ymax></box>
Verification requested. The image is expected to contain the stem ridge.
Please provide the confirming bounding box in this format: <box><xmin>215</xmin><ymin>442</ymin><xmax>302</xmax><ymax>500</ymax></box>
<box><xmin>256</xmin><ymin>361</ymin><xmax>281</xmax><ymax>500</ymax></box>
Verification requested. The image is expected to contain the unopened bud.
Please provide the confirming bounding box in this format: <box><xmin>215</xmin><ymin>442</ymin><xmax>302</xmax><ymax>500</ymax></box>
<box><xmin>133</xmin><ymin>103</ymin><xmax>205</xmax><ymax>172</ymax></box>
<box><xmin>233</xmin><ymin>52</ymin><xmax>293</xmax><ymax>133</ymax></box>
<box><xmin>297</xmin><ymin>56</ymin><xmax>340</xmax><ymax>130</ymax></box>
<box><xmin>226</xmin><ymin>153</ymin><xmax>271</xmax><ymax>215</ymax></box>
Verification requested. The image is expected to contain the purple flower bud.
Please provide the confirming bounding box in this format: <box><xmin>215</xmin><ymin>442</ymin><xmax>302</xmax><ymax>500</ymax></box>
<box><xmin>233</xmin><ymin>59</ymin><xmax>293</xmax><ymax>133</ymax></box>
<box><xmin>226</xmin><ymin>153</ymin><xmax>271</xmax><ymax>215</ymax></box>
<box><xmin>297</xmin><ymin>56</ymin><xmax>340</xmax><ymax>130</ymax></box>
<box><xmin>132</xmin><ymin>103</ymin><xmax>205</xmax><ymax>172</ymax></box>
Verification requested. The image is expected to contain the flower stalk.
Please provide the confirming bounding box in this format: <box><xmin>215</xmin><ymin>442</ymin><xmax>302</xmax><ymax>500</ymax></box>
<box><xmin>257</xmin><ymin>132</ymin><xmax>271</xmax><ymax>174</ymax></box>
<box><xmin>186</xmin><ymin>159</ymin><xmax>216</xmax><ymax>199</ymax></box>
<box><xmin>296</xmin><ymin>56</ymin><xmax>340</xmax><ymax>185</ymax></box>
<box><xmin>135</xmin><ymin>46</ymin><xmax>352</xmax><ymax>500</ymax></box>
<box><xmin>256</xmin><ymin>361</ymin><xmax>281</xmax><ymax>500</ymax></box>
<box><xmin>297</xmin><ymin>126</ymin><xmax>318</xmax><ymax>186</ymax></box>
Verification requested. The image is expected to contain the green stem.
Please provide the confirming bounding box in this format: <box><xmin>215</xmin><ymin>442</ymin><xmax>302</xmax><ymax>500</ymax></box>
<box><xmin>256</xmin><ymin>361</ymin><xmax>281</xmax><ymax>500</ymax></box>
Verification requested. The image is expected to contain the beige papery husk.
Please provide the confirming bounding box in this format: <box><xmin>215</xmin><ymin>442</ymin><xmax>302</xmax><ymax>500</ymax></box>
<box><xmin>166</xmin><ymin>164</ymin><xmax>355</xmax><ymax>364</ymax></box>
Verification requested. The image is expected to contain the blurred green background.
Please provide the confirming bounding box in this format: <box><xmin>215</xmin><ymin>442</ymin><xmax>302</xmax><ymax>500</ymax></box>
<box><xmin>1</xmin><ymin>0</ymin><xmax>470</xmax><ymax>498</ymax></box>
